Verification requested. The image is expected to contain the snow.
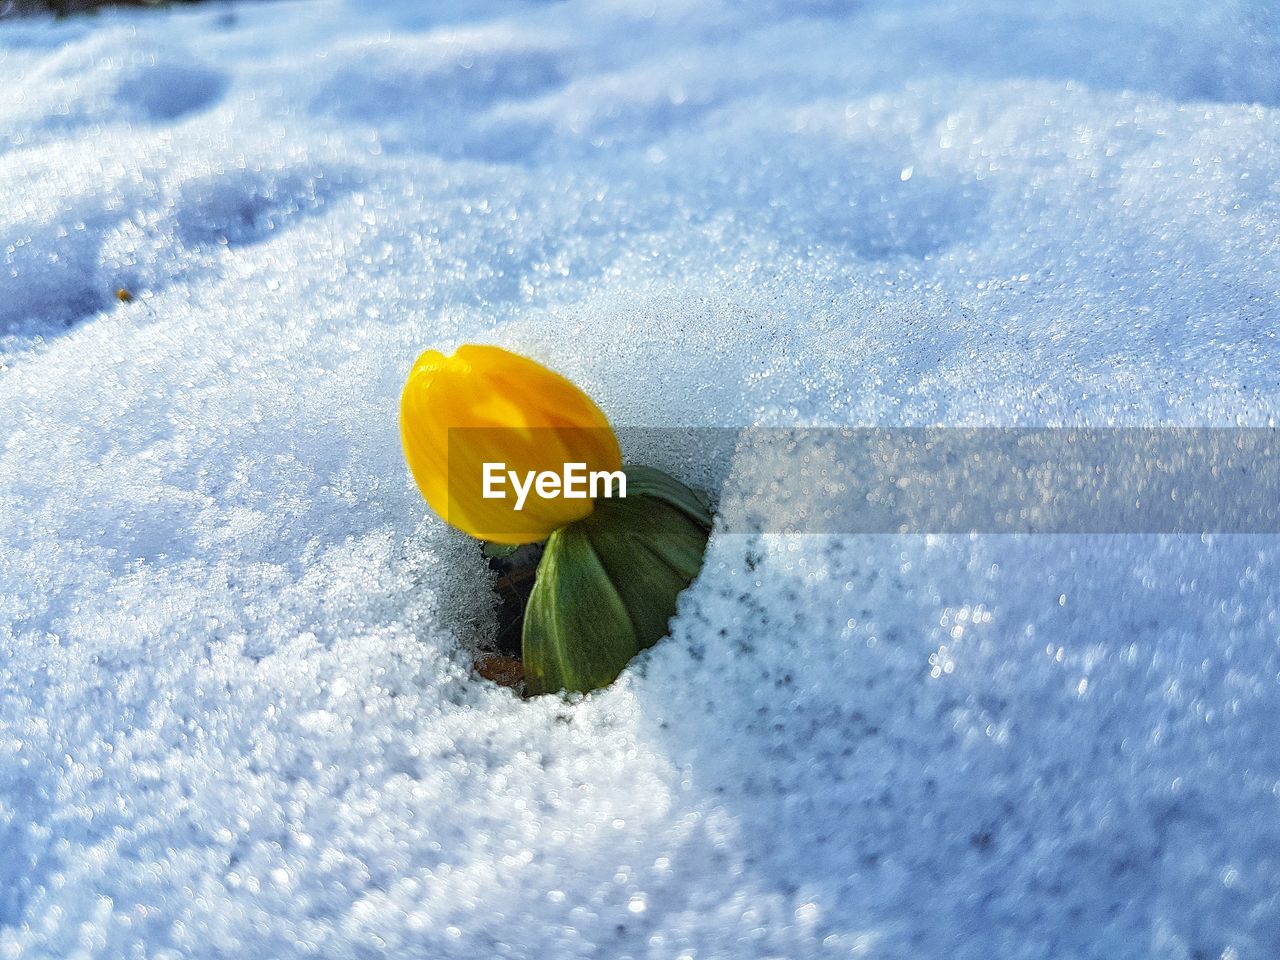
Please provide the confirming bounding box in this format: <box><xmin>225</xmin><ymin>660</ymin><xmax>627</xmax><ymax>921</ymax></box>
<box><xmin>2</xmin><ymin>0</ymin><xmax>1280</xmax><ymax>957</ymax></box>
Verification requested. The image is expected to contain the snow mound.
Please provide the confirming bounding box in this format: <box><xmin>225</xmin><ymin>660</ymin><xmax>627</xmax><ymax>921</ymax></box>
<box><xmin>2</xmin><ymin>0</ymin><xmax>1279</xmax><ymax>958</ymax></box>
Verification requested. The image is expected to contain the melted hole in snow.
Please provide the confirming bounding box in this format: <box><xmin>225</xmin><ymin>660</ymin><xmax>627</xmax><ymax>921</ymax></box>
<box><xmin>472</xmin><ymin>542</ymin><xmax>542</xmax><ymax>693</ymax></box>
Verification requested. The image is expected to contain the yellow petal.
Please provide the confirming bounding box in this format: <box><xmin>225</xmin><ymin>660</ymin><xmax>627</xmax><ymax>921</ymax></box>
<box><xmin>400</xmin><ymin>345</ymin><xmax>622</xmax><ymax>543</ymax></box>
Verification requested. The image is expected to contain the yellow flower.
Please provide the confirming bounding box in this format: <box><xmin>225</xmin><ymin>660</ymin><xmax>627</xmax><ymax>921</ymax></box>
<box><xmin>400</xmin><ymin>344</ymin><xmax>622</xmax><ymax>544</ymax></box>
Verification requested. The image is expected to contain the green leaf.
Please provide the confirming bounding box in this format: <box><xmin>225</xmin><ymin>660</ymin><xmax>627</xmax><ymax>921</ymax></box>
<box><xmin>619</xmin><ymin>464</ymin><xmax>713</xmax><ymax>527</ymax></box>
<box><xmin>522</xmin><ymin>466</ymin><xmax>711</xmax><ymax>696</ymax></box>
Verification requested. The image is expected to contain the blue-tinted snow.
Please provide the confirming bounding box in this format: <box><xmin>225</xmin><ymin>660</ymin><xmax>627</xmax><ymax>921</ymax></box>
<box><xmin>1</xmin><ymin>1</ymin><xmax>1279</xmax><ymax>957</ymax></box>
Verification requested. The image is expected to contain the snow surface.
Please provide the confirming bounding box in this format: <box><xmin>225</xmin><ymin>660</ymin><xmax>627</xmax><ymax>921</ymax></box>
<box><xmin>3</xmin><ymin>0</ymin><xmax>1280</xmax><ymax>957</ymax></box>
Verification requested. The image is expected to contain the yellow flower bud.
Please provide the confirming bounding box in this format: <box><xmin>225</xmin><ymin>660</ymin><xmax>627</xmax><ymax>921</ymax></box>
<box><xmin>400</xmin><ymin>344</ymin><xmax>622</xmax><ymax>544</ymax></box>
